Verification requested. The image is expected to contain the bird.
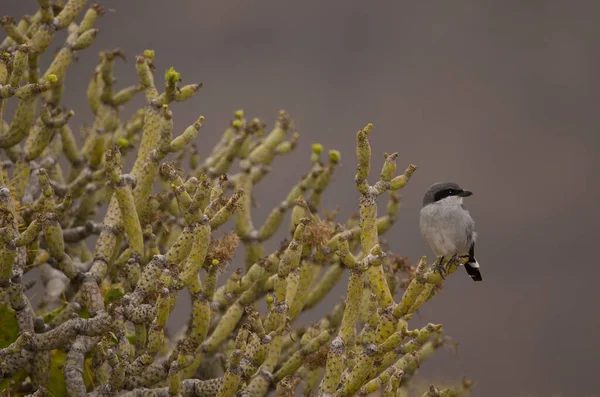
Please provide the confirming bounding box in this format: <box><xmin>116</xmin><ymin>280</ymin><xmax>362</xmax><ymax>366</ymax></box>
<box><xmin>419</xmin><ymin>181</ymin><xmax>482</xmax><ymax>281</ymax></box>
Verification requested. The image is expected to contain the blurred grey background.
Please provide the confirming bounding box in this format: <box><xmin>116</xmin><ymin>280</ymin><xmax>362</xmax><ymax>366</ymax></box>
<box><xmin>4</xmin><ymin>1</ymin><xmax>600</xmax><ymax>396</ymax></box>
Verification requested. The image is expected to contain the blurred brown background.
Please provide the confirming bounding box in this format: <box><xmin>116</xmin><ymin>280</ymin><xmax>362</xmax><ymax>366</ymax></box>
<box><xmin>4</xmin><ymin>1</ymin><xmax>600</xmax><ymax>396</ymax></box>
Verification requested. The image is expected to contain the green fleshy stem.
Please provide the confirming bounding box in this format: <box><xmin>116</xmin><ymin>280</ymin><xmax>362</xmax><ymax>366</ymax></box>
<box><xmin>53</xmin><ymin>0</ymin><xmax>87</xmax><ymax>30</ymax></box>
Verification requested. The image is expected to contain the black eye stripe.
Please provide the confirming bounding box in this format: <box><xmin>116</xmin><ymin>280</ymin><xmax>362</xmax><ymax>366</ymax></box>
<box><xmin>433</xmin><ymin>188</ymin><xmax>461</xmax><ymax>202</ymax></box>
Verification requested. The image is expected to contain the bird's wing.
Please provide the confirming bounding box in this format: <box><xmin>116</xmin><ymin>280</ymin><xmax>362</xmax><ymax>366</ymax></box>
<box><xmin>462</xmin><ymin>207</ymin><xmax>476</xmax><ymax>246</ymax></box>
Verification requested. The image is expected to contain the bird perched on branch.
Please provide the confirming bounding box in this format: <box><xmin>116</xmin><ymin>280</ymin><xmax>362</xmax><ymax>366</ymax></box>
<box><xmin>419</xmin><ymin>181</ymin><xmax>482</xmax><ymax>281</ymax></box>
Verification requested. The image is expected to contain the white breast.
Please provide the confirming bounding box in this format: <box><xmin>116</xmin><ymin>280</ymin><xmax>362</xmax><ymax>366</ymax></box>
<box><xmin>420</xmin><ymin>198</ymin><xmax>474</xmax><ymax>257</ymax></box>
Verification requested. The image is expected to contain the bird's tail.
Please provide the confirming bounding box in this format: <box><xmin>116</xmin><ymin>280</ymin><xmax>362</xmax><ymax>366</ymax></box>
<box><xmin>464</xmin><ymin>259</ymin><xmax>482</xmax><ymax>281</ymax></box>
<box><xmin>464</xmin><ymin>242</ymin><xmax>483</xmax><ymax>281</ymax></box>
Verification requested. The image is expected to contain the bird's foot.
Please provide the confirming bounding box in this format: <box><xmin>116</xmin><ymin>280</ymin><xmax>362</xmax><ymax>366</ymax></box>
<box><xmin>449</xmin><ymin>253</ymin><xmax>458</xmax><ymax>266</ymax></box>
<box><xmin>435</xmin><ymin>256</ymin><xmax>446</xmax><ymax>279</ymax></box>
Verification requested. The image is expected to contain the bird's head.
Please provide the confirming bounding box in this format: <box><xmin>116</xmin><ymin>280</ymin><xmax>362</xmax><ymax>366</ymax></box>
<box><xmin>422</xmin><ymin>181</ymin><xmax>473</xmax><ymax>207</ymax></box>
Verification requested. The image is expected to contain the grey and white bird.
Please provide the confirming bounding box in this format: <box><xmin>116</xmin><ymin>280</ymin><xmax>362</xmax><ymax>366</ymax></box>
<box><xmin>419</xmin><ymin>182</ymin><xmax>482</xmax><ymax>281</ymax></box>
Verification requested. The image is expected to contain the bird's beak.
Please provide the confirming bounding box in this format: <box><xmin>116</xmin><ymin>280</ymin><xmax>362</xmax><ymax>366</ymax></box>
<box><xmin>459</xmin><ymin>190</ymin><xmax>473</xmax><ymax>197</ymax></box>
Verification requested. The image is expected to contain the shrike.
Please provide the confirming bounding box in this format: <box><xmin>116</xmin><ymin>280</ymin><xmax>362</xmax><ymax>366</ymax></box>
<box><xmin>419</xmin><ymin>182</ymin><xmax>482</xmax><ymax>281</ymax></box>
